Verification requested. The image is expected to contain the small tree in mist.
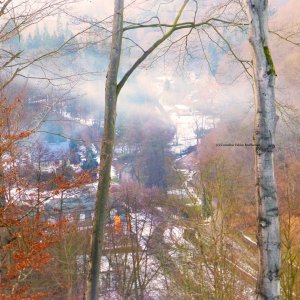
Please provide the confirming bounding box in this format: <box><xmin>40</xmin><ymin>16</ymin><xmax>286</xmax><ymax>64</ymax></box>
<box><xmin>116</xmin><ymin>109</ymin><xmax>174</xmax><ymax>189</ymax></box>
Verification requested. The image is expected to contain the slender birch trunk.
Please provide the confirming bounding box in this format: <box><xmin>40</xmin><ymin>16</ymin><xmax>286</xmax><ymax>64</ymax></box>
<box><xmin>245</xmin><ymin>1</ymin><xmax>281</xmax><ymax>299</ymax></box>
<box><xmin>85</xmin><ymin>1</ymin><xmax>124</xmax><ymax>299</ymax></box>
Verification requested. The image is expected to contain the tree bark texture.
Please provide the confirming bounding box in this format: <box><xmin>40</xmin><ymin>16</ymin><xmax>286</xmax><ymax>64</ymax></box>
<box><xmin>85</xmin><ymin>1</ymin><xmax>124</xmax><ymax>299</ymax></box>
<box><xmin>245</xmin><ymin>1</ymin><xmax>281</xmax><ymax>299</ymax></box>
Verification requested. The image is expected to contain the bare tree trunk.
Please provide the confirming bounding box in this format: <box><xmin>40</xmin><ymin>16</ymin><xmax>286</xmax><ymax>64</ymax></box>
<box><xmin>85</xmin><ymin>1</ymin><xmax>124</xmax><ymax>299</ymax></box>
<box><xmin>85</xmin><ymin>1</ymin><xmax>191</xmax><ymax>298</ymax></box>
<box><xmin>245</xmin><ymin>1</ymin><xmax>281</xmax><ymax>299</ymax></box>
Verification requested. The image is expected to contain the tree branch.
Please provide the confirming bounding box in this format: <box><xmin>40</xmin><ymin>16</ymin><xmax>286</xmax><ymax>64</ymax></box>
<box><xmin>117</xmin><ymin>0</ymin><xmax>190</xmax><ymax>95</ymax></box>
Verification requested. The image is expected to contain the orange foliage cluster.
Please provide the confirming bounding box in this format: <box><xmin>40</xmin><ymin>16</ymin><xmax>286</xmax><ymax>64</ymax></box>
<box><xmin>4</xmin><ymin>130</ymin><xmax>34</xmax><ymax>141</ymax></box>
<box><xmin>0</xmin><ymin>208</ymin><xmax>67</xmax><ymax>299</ymax></box>
<box><xmin>0</xmin><ymin>97</ymin><xmax>30</xmax><ymax>156</ymax></box>
<box><xmin>51</xmin><ymin>171</ymin><xmax>92</xmax><ymax>191</ymax></box>
<box><xmin>0</xmin><ymin>96</ymin><xmax>93</xmax><ymax>298</ymax></box>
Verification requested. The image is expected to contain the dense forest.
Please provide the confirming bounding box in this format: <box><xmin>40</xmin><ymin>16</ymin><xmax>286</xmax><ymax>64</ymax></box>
<box><xmin>0</xmin><ymin>0</ymin><xmax>299</xmax><ymax>299</ymax></box>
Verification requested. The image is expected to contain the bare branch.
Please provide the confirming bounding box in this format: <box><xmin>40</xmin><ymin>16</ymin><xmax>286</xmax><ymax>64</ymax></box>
<box><xmin>270</xmin><ymin>30</ymin><xmax>300</xmax><ymax>47</ymax></box>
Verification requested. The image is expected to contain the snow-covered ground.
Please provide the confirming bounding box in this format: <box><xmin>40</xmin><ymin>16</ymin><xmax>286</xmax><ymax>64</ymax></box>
<box><xmin>130</xmin><ymin>212</ymin><xmax>155</xmax><ymax>247</ymax></box>
<box><xmin>62</xmin><ymin>111</ymin><xmax>97</xmax><ymax>127</ymax></box>
<box><xmin>159</xmin><ymin>102</ymin><xmax>216</xmax><ymax>155</ymax></box>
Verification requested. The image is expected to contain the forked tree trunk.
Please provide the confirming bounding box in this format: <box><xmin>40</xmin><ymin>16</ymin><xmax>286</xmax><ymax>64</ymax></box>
<box><xmin>245</xmin><ymin>1</ymin><xmax>281</xmax><ymax>299</ymax></box>
<box><xmin>85</xmin><ymin>1</ymin><xmax>124</xmax><ymax>299</ymax></box>
<box><xmin>85</xmin><ymin>1</ymin><xmax>191</xmax><ymax>298</ymax></box>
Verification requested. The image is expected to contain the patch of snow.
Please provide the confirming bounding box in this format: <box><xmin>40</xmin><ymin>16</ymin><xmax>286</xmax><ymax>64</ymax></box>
<box><xmin>167</xmin><ymin>189</ymin><xmax>188</xmax><ymax>197</ymax></box>
<box><xmin>91</xmin><ymin>144</ymin><xmax>97</xmax><ymax>154</ymax></box>
<box><xmin>111</xmin><ymin>166</ymin><xmax>117</xmax><ymax>179</ymax></box>
<box><xmin>164</xmin><ymin>227</ymin><xmax>185</xmax><ymax>245</ymax></box>
<box><xmin>62</xmin><ymin>111</ymin><xmax>97</xmax><ymax>127</ymax></box>
<box><xmin>130</xmin><ymin>212</ymin><xmax>154</xmax><ymax>246</ymax></box>
<box><xmin>100</xmin><ymin>256</ymin><xmax>110</xmax><ymax>272</ymax></box>
<box><xmin>175</xmin><ymin>104</ymin><xmax>190</xmax><ymax>111</ymax></box>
